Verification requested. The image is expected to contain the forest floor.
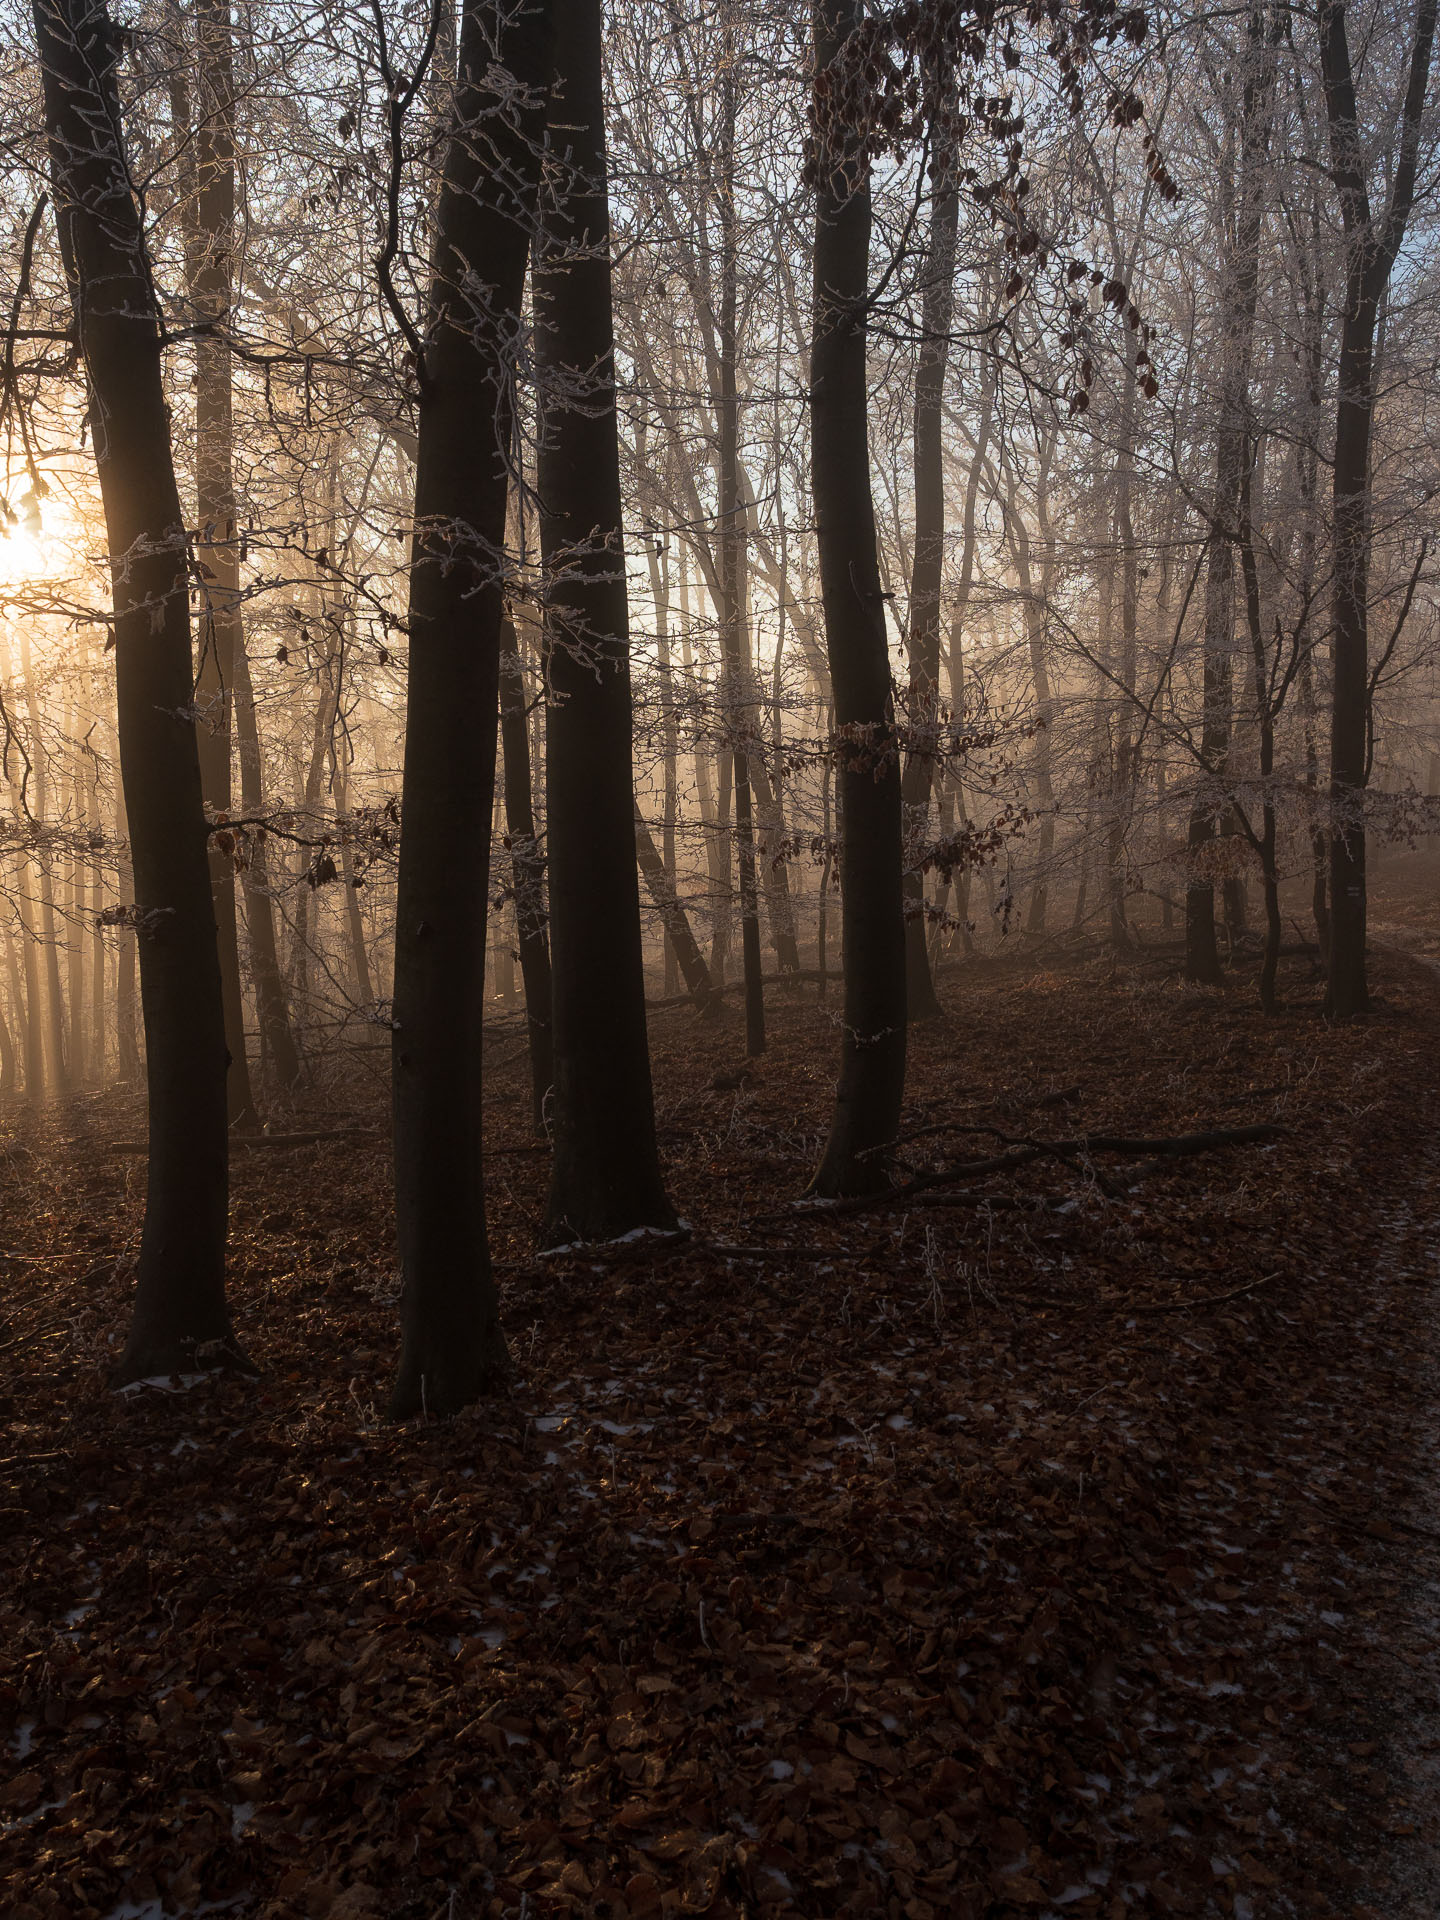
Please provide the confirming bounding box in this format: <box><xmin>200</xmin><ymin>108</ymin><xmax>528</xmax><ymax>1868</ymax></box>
<box><xmin>4</xmin><ymin>888</ymin><xmax>1440</xmax><ymax>1920</ymax></box>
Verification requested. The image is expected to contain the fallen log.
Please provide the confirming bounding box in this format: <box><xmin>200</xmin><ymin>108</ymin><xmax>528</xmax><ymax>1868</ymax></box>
<box><xmin>107</xmin><ymin>1129</ymin><xmax>383</xmax><ymax>1155</ymax></box>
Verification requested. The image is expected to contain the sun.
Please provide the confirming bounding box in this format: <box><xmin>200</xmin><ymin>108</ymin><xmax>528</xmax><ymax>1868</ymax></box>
<box><xmin>0</xmin><ymin>522</ymin><xmax>48</xmax><ymax>585</ymax></box>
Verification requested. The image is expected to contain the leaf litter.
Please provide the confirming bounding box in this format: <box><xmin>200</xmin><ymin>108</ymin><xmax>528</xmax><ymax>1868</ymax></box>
<box><xmin>3</xmin><ymin>933</ymin><xmax>1440</xmax><ymax>1920</ymax></box>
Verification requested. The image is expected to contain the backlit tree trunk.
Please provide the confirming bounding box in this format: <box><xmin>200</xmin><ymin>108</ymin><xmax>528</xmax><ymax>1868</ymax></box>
<box><xmin>534</xmin><ymin>0</ymin><xmax>675</xmax><ymax>1242</ymax></box>
<box><xmin>36</xmin><ymin>0</ymin><xmax>240</xmax><ymax>1379</ymax></box>
<box><xmin>1318</xmin><ymin>0</ymin><xmax>1436</xmax><ymax>1016</ymax></box>
<box><xmin>389</xmin><ymin>0</ymin><xmax>553</xmax><ymax>1415</ymax></box>
<box><xmin>809</xmin><ymin>0</ymin><xmax>907</xmax><ymax>1196</ymax></box>
<box><xmin>499</xmin><ymin>628</ymin><xmax>554</xmax><ymax>1132</ymax></box>
<box><xmin>900</xmin><ymin>150</ymin><xmax>957</xmax><ymax>1021</ymax></box>
<box><xmin>184</xmin><ymin>0</ymin><xmax>256</xmax><ymax>1128</ymax></box>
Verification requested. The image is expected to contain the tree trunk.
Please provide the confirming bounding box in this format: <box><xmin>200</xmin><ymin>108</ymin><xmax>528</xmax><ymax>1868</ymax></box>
<box><xmin>1107</xmin><ymin>349</ymin><xmax>1141</xmax><ymax>951</ymax></box>
<box><xmin>330</xmin><ymin>749</ymin><xmax>375</xmax><ymax>1012</ymax></box>
<box><xmin>389</xmin><ymin>0</ymin><xmax>554</xmax><ymax>1415</ymax></box>
<box><xmin>534</xmin><ymin>0</ymin><xmax>675</xmax><ymax>1243</ymax></box>
<box><xmin>716</xmin><ymin>67</ymin><xmax>765</xmax><ymax>1057</ymax></box>
<box><xmin>0</xmin><ymin>926</ymin><xmax>23</xmax><ymax>1098</ymax></box>
<box><xmin>933</xmin><ymin>341</ymin><xmax>993</xmax><ymax>957</ymax></box>
<box><xmin>230</xmin><ymin>634</ymin><xmax>300</xmax><ymax>1087</ymax></box>
<box><xmin>17</xmin><ymin>631</ymin><xmax>69</xmax><ymax>1092</ymax></box>
<box><xmin>36</xmin><ymin>0</ymin><xmax>240</xmax><ymax>1378</ymax></box>
<box><xmin>1186</xmin><ymin>13</ymin><xmax>1275</xmax><ymax>985</ymax></box>
<box><xmin>642</xmin><ymin>523</ymin><xmax>682</xmax><ymax>996</ymax></box>
<box><xmin>499</xmin><ymin>629</ymin><xmax>554</xmax><ymax>1133</ymax></box>
<box><xmin>900</xmin><ymin>156</ymin><xmax>958</xmax><ymax>1020</ymax></box>
<box><xmin>634</xmin><ymin>801</ymin><xmax>720</xmax><ymax>1016</ymax></box>
<box><xmin>184</xmin><ymin>0</ymin><xmax>257</xmax><ymax>1129</ymax></box>
<box><xmin>809</xmin><ymin>0</ymin><xmax>907</xmax><ymax>1196</ymax></box>
<box><xmin>1318</xmin><ymin>0</ymin><xmax>1436</xmax><ymax>1015</ymax></box>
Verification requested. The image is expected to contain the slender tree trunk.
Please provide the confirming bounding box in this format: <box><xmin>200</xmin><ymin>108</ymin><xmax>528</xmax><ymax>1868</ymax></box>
<box><xmin>679</xmin><ymin>560</ymin><xmax>730</xmax><ymax>982</ymax></box>
<box><xmin>330</xmin><ymin>750</ymin><xmax>374</xmax><ymax>1011</ymax></box>
<box><xmin>1318</xmin><ymin>0</ymin><xmax>1436</xmax><ymax>1015</ymax></box>
<box><xmin>389</xmin><ymin>0</ymin><xmax>553</xmax><ymax>1415</ymax></box>
<box><xmin>643</xmin><ymin>525</ymin><xmax>682</xmax><ymax>996</ymax></box>
<box><xmin>634</xmin><ymin>801</ymin><xmax>720</xmax><ymax>1015</ymax></box>
<box><xmin>818</xmin><ymin>713</ymin><xmax>833</xmax><ymax>994</ymax></box>
<box><xmin>1186</xmin><ymin>13</ymin><xmax>1275</xmax><ymax>985</ymax></box>
<box><xmin>900</xmin><ymin>153</ymin><xmax>957</xmax><ymax>1020</ymax></box>
<box><xmin>716</xmin><ymin>69</ymin><xmax>765</xmax><ymax>1057</ymax></box>
<box><xmin>1108</xmin><ymin>351</ymin><xmax>1141</xmax><ymax>951</ymax></box>
<box><xmin>111</xmin><ymin>765</ymin><xmax>141</xmax><ymax>1086</ymax></box>
<box><xmin>16</xmin><ymin>631</ymin><xmax>69</xmax><ymax>1092</ymax></box>
<box><xmin>1294</xmin><ymin>188</ymin><xmax>1330</xmax><ymax>960</ymax></box>
<box><xmin>809</xmin><ymin>0</ymin><xmax>907</xmax><ymax>1195</ymax></box>
<box><xmin>65</xmin><ymin>719</ymin><xmax>86</xmax><ymax>1086</ymax></box>
<box><xmin>934</xmin><ymin>346</ymin><xmax>993</xmax><ymax>957</ymax></box>
<box><xmin>230</xmin><ymin>632</ymin><xmax>300</xmax><ymax>1086</ymax></box>
<box><xmin>36</xmin><ymin>0</ymin><xmax>240</xmax><ymax>1377</ymax></box>
<box><xmin>1004</xmin><ymin>451</ymin><xmax>1057</xmax><ymax>937</ymax></box>
<box><xmin>499</xmin><ymin>629</ymin><xmax>554</xmax><ymax>1133</ymax></box>
<box><xmin>0</xmin><ymin>924</ymin><xmax>23</xmax><ymax>1098</ymax></box>
<box><xmin>1239</xmin><ymin>466</ymin><xmax>1281</xmax><ymax>1011</ymax></box>
<box><xmin>87</xmin><ymin>742</ymin><xmax>105</xmax><ymax>1080</ymax></box>
<box><xmin>184</xmin><ymin>0</ymin><xmax>256</xmax><ymax>1128</ymax></box>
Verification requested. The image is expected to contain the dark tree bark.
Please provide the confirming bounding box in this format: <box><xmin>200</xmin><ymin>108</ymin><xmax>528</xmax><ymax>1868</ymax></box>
<box><xmin>931</xmin><ymin>344</ymin><xmax>993</xmax><ymax>957</ymax></box>
<box><xmin>182</xmin><ymin>0</ymin><xmax>256</xmax><ymax>1129</ymax></box>
<box><xmin>533</xmin><ymin>0</ymin><xmax>676</xmax><ymax>1243</ymax></box>
<box><xmin>35</xmin><ymin>0</ymin><xmax>240</xmax><ymax>1379</ymax></box>
<box><xmin>900</xmin><ymin>151</ymin><xmax>958</xmax><ymax>1021</ymax></box>
<box><xmin>230</xmin><ymin>635</ymin><xmax>301</xmax><ymax>1086</ymax></box>
<box><xmin>499</xmin><ymin>628</ymin><xmax>554</xmax><ymax>1133</ymax></box>
<box><xmin>1003</xmin><ymin>447</ymin><xmax>1057</xmax><ymax>939</ymax></box>
<box><xmin>389</xmin><ymin>0</ymin><xmax>553</xmax><ymax>1415</ymax></box>
<box><xmin>1318</xmin><ymin>0</ymin><xmax>1436</xmax><ymax>1016</ymax></box>
<box><xmin>1186</xmin><ymin>8</ymin><xmax>1275</xmax><ymax>985</ymax></box>
<box><xmin>809</xmin><ymin>0</ymin><xmax>908</xmax><ymax>1196</ymax></box>
<box><xmin>1107</xmin><ymin>346</ymin><xmax>1141</xmax><ymax>952</ymax></box>
<box><xmin>715</xmin><ymin>57</ymin><xmax>765</xmax><ymax>1056</ymax></box>
<box><xmin>640</xmin><ymin>512</ymin><xmax>682</xmax><ymax>996</ymax></box>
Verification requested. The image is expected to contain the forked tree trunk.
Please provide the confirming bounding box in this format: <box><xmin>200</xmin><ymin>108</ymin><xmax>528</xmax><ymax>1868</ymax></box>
<box><xmin>534</xmin><ymin>0</ymin><xmax>675</xmax><ymax>1243</ymax></box>
<box><xmin>36</xmin><ymin>0</ymin><xmax>240</xmax><ymax>1379</ymax></box>
<box><xmin>809</xmin><ymin>0</ymin><xmax>907</xmax><ymax>1196</ymax></box>
<box><xmin>389</xmin><ymin>0</ymin><xmax>554</xmax><ymax>1415</ymax></box>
